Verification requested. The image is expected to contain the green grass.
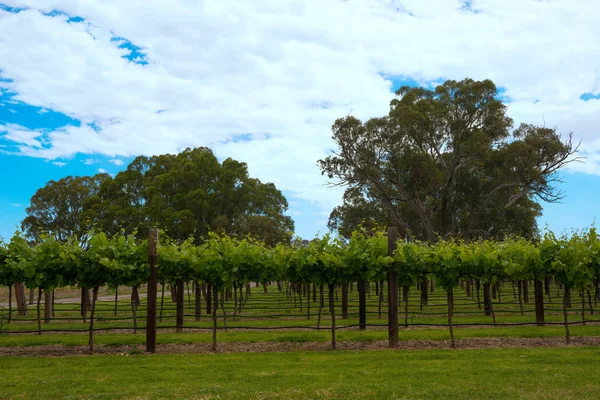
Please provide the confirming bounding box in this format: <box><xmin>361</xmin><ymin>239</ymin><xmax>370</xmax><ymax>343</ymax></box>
<box><xmin>1</xmin><ymin>347</ymin><xmax>599</xmax><ymax>399</ymax></box>
<box><xmin>0</xmin><ymin>324</ymin><xmax>596</xmax><ymax>347</ymax></box>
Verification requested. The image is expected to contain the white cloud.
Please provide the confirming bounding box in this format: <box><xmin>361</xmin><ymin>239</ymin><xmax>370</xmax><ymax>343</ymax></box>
<box><xmin>83</xmin><ymin>158</ymin><xmax>96</xmax><ymax>165</ymax></box>
<box><xmin>11</xmin><ymin>203</ymin><xmax>21</xmax><ymax>207</ymax></box>
<box><xmin>97</xmin><ymin>168</ymin><xmax>108</xmax><ymax>174</ymax></box>
<box><xmin>0</xmin><ymin>123</ymin><xmax>44</xmax><ymax>148</ymax></box>
<box><xmin>52</xmin><ymin>161</ymin><xmax>66</xmax><ymax>167</ymax></box>
<box><xmin>0</xmin><ymin>0</ymin><xmax>599</xmax><ymax>224</ymax></box>
<box><xmin>108</xmin><ymin>158</ymin><xmax>124</xmax><ymax>166</ymax></box>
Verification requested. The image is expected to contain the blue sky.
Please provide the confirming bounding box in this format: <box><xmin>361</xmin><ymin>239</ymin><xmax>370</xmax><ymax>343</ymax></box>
<box><xmin>1</xmin><ymin>74</ymin><xmax>598</xmax><ymax>241</ymax></box>
<box><xmin>0</xmin><ymin>1</ymin><xmax>599</xmax><ymax>242</ymax></box>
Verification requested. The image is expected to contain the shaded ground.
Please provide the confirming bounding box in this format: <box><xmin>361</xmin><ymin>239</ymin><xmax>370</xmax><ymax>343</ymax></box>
<box><xmin>1</xmin><ymin>335</ymin><xmax>598</xmax><ymax>357</ymax></box>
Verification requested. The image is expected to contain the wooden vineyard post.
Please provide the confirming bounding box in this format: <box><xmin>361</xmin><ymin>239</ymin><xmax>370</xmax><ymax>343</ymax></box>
<box><xmin>387</xmin><ymin>227</ymin><xmax>399</xmax><ymax>348</ymax></box>
<box><xmin>146</xmin><ymin>228</ymin><xmax>159</xmax><ymax>353</ymax></box>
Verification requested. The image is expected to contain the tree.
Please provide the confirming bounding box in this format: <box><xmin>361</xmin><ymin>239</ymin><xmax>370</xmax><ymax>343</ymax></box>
<box><xmin>99</xmin><ymin>147</ymin><xmax>294</xmax><ymax>245</ymax></box>
<box><xmin>327</xmin><ymin>187</ymin><xmax>393</xmax><ymax>239</ymax></box>
<box><xmin>22</xmin><ymin>174</ymin><xmax>110</xmax><ymax>244</ymax></box>
<box><xmin>86</xmin><ymin>167</ymin><xmax>148</xmax><ymax>238</ymax></box>
<box><xmin>319</xmin><ymin>78</ymin><xmax>577</xmax><ymax>241</ymax></box>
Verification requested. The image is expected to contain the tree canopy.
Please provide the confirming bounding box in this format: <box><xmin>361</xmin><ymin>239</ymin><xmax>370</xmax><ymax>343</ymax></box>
<box><xmin>319</xmin><ymin>78</ymin><xmax>577</xmax><ymax>241</ymax></box>
<box><xmin>22</xmin><ymin>174</ymin><xmax>109</xmax><ymax>245</ymax></box>
<box><xmin>23</xmin><ymin>147</ymin><xmax>294</xmax><ymax>246</ymax></box>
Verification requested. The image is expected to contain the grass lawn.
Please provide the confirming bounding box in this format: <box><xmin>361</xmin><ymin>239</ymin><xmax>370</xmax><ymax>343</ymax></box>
<box><xmin>1</xmin><ymin>347</ymin><xmax>599</xmax><ymax>399</ymax></box>
<box><xmin>0</xmin><ymin>324</ymin><xmax>597</xmax><ymax>347</ymax></box>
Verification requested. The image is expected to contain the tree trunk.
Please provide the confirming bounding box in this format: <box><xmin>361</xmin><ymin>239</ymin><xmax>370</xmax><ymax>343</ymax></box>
<box><xmin>358</xmin><ymin>281</ymin><xmax>366</xmax><ymax>330</ymax></box>
<box><xmin>517</xmin><ymin>280</ymin><xmax>524</xmax><ymax>315</ymax></box>
<box><xmin>36</xmin><ymin>288</ymin><xmax>42</xmax><ymax>335</ymax></box>
<box><xmin>14</xmin><ymin>283</ymin><xmax>27</xmax><ymax>316</ymax></box>
<box><xmin>88</xmin><ymin>286</ymin><xmax>99</xmax><ymax>353</ymax></box>
<box><xmin>206</xmin><ymin>284</ymin><xmax>213</xmax><ymax>314</ymax></box>
<box><xmin>212</xmin><ymin>285</ymin><xmax>218</xmax><ymax>351</ymax></box>
<box><xmin>233</xmin><ymin>284</ymin><xmax>238</xmax><ymax>320</ymax></box>
<box><xmin>114</xmin><ymin>286</ymin><xmax>119</xmax><ymax>317</ymax></box>
<box><xmin>563</xmin><ymin>288</ymin><xmax>570</xmax><ymax>345</ymax></box>
<box><xmin>294</xmin><ymin>284</ymin><xmax>299</xmax><ymax>308</ymax></box>
<box><xmin>421</xmin><ymin>279</ymin><xmax>428</xmax><ymax>308</ymax></box>
<box><xmin>220</xmin><ymin>290</ymin><xmax>228</xmax><ymax>332</ymax></box>
<box><xmin>465</xmin><ymin>280</ymin><xmax>471</xmax><ymax>297</ymax></box>
<box><xmin>81</xmin><ymin>287</ymin><xmax>89</xmax><ymax>321</ymax></box>
<box><xmin>341</xmin><ymin>281</ymin><xmax>348</xmax><ymax>319</ymax></box>
<box><xmin>496</xmin><ymin>283</ymin><xmax>502</xmax><ymax>303</ymax></box>
<box><xmin>170</xmin><ymin>284</ymin><xmax>177</xmax><ymax>303</ymax></box>
<box><xmin>313</xmin><ymin>283</ymin><xmax>317</xmax><ymax>302</ymax></box>
<box><xmin>522</xmin><ymin>280</ymin><xmax>529</xmax><ymax>303</ymax></box>
<box><xmin>195</xmin><ymin>282</ymin><xmax>202</xmax><ymax>322</ymax></box>
<box><xmin>490</xmin><ymin>293</ymin><xmax>497</xmax><ymax>327</ymax></box>
<box><xmin>187</xmin><ymin>282</ymin><xmax>191</xmax><ymax>309</ymax></box>
<box><xmin>534</xmin><ymin>277</ymin><xmax>545</xmax><ymax>326</ymax></box>
<box><xmin>307</xmin><ymin>284</ymin><xmax>311</xmax><ymax>320</ymax></box>
<box><xmin>8</xmin><ymin>285</ymin><xmax>12</xmax><ymax>323</ymax></box>
<box><xmin>29</xmin><ymin>288</ymin><xmax>35</xmax><ymax>305</ymax></box>
<box><xmin>483</xmin><ymin>282</ymin><xmax>492</xmax><ymax>316</ymax></box>
<box><xmin>378</xmin><ymin>280</ymin><xmax>384</xmax><ymax>319</ymax></box>
<box><xmin>44</xmin><ymin>290</ymin><xmax>52</xmax><ymax>323</ymax></box>
<box><xmin>581</xmin><ymin>288</ymin><xmax>586</xmax><ymax>325</ymax></box>
<box><xmin>329</xmin><ymin>284</ymin><xmax>336</xmax><ymax>350</ymax></box>
<box><xmin>317</xmin><ymin>289</ymin><xmax>323</xmax><ymax>329</ymax></box>
<box><xmin>545</xmin><ymin>277</ymin><xmax>552</xmax><ymax>303</ymax></box>
<box><xmin>319</xmin><ymin>284</ymin><xmax>324</xmax><ymax>308</ymax></box>
<box><xmin>447</xmin><ymin>288</ymin><xmax>455</xmax><ymax>349</ymax></box>
<box><xmin>475</xmin><ymin>279</ymin><xmax>481</xmax><ymax>309</ymax></box>
<box><xmin>587</xmin><ymin>289</ymin><xmax>594</xmax><ymax>315</ymax></box>
<box><xmin>159</xmin><ymin>283</ymin><xmax>165</xmax><ymax>322</ymax></box>
<box><xmin>565</xmin><ymin>287</ymin><xmax>572</xmax><ymax>308</ymax></box>
<box><xmin>131</xmin><ymin>286</ymin><xmax>138</xmax><ymax>334</ymax></box>
<box><xmin>492</xmin><ymin>284</ymin><xmax>497</xmax><ymax>300</ymax></box>
<box><xmin>403</xmin><ymin>286</ymin><xmax>409</xmax><ymax>328</ymax></box>
<box><xmin>176</xmin><ymin>279</ymin><xmax>184</xmax><ymax>333</ymax></box>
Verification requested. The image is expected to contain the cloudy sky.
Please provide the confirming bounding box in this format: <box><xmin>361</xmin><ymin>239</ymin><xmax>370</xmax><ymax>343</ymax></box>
<box><xmin>0</xmin><ymin>0</ymin><xmax>599</xmax><ymax>241</ymax></box>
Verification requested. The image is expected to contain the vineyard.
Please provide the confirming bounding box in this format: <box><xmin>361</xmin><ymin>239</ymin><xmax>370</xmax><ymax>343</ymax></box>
<box><xmin>1</xmin><ymin>227</ymin><xmax>599</xmax><ymax>354</ymax></box>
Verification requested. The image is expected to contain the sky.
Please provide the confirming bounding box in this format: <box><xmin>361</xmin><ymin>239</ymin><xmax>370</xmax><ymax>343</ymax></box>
<box><xmin>0</xmin><ymin>0</ymin><xmax>599</xmax><ymax>241</ymax></box>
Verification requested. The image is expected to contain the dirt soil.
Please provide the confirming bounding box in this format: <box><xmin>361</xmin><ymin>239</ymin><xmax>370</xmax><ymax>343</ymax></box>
<box><xmin>1</xmin><ymin>336</ymin><xmax>599</xmax><ymax>357</ymax></box>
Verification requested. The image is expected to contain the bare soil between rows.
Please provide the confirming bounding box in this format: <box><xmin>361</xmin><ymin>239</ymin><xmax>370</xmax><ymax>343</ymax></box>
<box><xmin>0</xmin><ymin>336</ymin><xmax>598</xmax><ymax>357</ymax></box>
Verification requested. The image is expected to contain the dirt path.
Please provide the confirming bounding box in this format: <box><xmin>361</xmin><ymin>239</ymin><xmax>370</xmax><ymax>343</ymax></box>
<box><xmin>0</xmin><ymin>336</ymin><xmax>598</xmax><ymax>357</ymax></box>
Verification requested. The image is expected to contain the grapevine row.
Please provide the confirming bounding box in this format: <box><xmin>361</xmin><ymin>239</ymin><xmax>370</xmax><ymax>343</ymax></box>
<box><xmin>1</xmin><ymin>228</ymin><xmax>599</xmax><ymax>351</ymax></box>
